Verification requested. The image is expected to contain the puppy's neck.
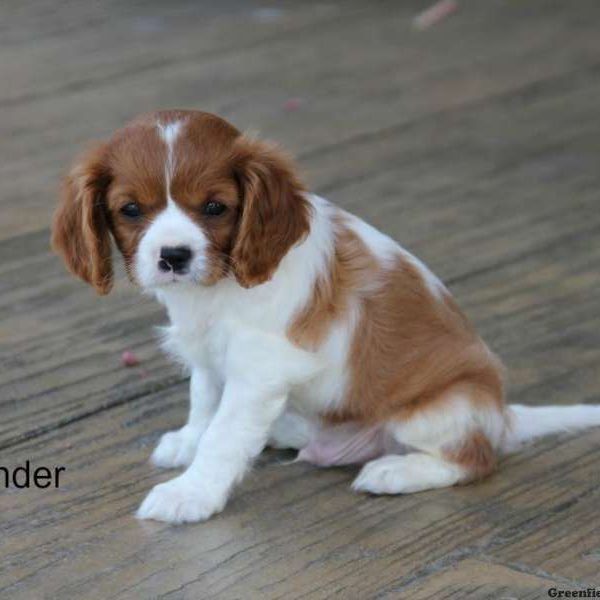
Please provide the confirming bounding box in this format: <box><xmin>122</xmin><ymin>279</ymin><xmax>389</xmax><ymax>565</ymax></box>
<box><xmin>155</xmin><ymin>194</ymin><xmax>335</xmax><ymax>336</ymax></box>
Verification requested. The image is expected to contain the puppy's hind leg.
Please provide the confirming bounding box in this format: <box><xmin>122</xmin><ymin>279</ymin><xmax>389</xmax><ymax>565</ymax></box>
<box><xmin>352</xmin><ymin>385</ymin><xmax>504</xmax><ymax>495</ymax></box>
<box><xmin>353</xmin><ymin>453</ymin><xmax>467</xmax><ymax>494</ymax></box>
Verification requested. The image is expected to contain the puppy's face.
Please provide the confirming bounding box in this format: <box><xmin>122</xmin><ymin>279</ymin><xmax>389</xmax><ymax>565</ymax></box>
<box><xmin>52</xmin><ymin>110</ymin><xmax>310</xmax><ymax>294</ymax></box>
<box><xmin>107</xmin><ymin>115</ymin><xmax>243</xmax><ymax>290</ymax></box>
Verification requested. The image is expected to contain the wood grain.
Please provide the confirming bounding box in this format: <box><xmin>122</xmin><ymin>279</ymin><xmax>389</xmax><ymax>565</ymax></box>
<box><xmin>1</xmin><ymin>0</ymin><xmax>599</xmax><ymax>239</ymax></box>
<box><xmin>1</xmin><ymin>0</ymin><xmax>600</xmax><ymax>598</ymax></box>
<box><xmin>1</xmin><ymin>386</ymin><xmax>598</xmax><ymax>598</ymax></box>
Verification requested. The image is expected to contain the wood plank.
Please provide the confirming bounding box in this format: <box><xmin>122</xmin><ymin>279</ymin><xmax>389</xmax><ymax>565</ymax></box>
<box><xmin>1</xmin><ymin>0</ymin><xmax>599</xmax><ymax>239</ymax></box>
<box><xmin>1</xmin><ymin>387</ymin><xmax>599</xmax><ymax>598</ymax></box>
<box><xmin>0</xmin><ymin>384</ymin><xmax>471</xmax><ymax>599</ymax></box>
<box><xmin>467</xmin><ymin>434</ymin><xmax>600</xmax><ymax>587</ymax></box>
<box><xmin>4</xmin><ymin>227</ymin><xmax>599</xmax><ymax>594</ymax></box>
<box><xmin>0</xmin><ymin>2</ymin><xmax>367</xmax><ymax>106</ymax></box>
<box><xmin>2</xmin><ymin>1</ymin><xmax>600</xmax><ymax>597</ymax></box>
<box><xmin>376</xmin><ymin>559</ymin><xmax>564</xmax><ymax>600</ymax></box>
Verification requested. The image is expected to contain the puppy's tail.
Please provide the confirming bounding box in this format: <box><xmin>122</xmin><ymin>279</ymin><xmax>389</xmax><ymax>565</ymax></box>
<box><xmin>501</xmin><ymin>404</ymin><xmax>600</xmax><ymax>454</ymax></box>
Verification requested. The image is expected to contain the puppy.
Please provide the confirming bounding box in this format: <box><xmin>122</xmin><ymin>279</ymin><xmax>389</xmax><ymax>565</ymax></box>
<box><xmin>52</xmin><ymin>110</ymin><xmax>600</xmax><ymax>523</ymax></box>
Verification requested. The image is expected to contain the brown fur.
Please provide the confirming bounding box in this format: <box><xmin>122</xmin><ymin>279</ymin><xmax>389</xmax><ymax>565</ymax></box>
<box><xmin>445</xmin><ymin>430</ymin><xmax>497</xmax><ymax>482</ymax></box>
<box><xmin>104</xmin><ymin>118</ymin><xmax>170</xmax><ymax>280</ymax></box>
<box><xmin>230</xmin><ymin>137</ymin><xmax>311</xmax><ymax>288</ymax></box>
<box><xmin>164</xmin><ymin>111</ymin><xmax>243</xmax><ymax>284</ymax></box>
<box><xmin>51</xmin><ymin>143</ymin><xmax>114</xmax><ymax>294</ymax></box>
<box><xmin>340</xmin><ymin>253</ymin><xmax>503</xmax><ymax>424</ymax></box>
<box><xmin>290</xmin><ymin>218</ymin><xmax>504</xmax><ymax>423</ymax></box>
<box><xmin>288</xmin><ymin>215</ymin><xmax>376</xmax><ymax>349</ymax></box>
<box><xmin>289</xmin><ymin>216</ymin><xmax>504</xmax><ymax>483</ymax></box>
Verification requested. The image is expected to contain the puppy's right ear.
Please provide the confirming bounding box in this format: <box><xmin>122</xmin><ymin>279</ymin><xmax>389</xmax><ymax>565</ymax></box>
<box><xmin>231</xmin><ymin>136</ymin><xmax>311</xmax><ymax>288</ymax></box>
<box><xmin>51</xmin><ymin>143</ymin><xmax>114</xmax><ymax>295</ymax></box>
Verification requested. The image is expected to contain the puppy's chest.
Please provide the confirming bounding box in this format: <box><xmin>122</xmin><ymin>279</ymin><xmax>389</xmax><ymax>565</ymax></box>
<box><xmin>160</xmin><ymin>300</ymin><xmax>293</xmax><ymax>378</ymax></box>
<box><xmin>162</xmin><ymin>315</ymin><xmax>229</xmax><ymax>374</ymax></box>
<box><xmin>158</xmin><ymin>288</ymin><xmax>352</xmax><ymax>406</ymax></box>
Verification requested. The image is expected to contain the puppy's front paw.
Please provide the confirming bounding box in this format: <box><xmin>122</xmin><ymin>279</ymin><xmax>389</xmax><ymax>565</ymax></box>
<box><xmin>151</xmin><ymin>426</ymin><xmax>201</xmax><ymax>469</ymax></box>
<box><xmin>136</xmin><ymin>476</ymin><xmax>225</xmax><ymax>524</ymax></box>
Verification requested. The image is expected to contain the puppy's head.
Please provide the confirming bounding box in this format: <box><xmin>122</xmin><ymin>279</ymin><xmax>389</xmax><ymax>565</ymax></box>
<box><xmin>52</xmin><ymin>110</ymin><xmax>311</xmax><ymax>294</ymax></box>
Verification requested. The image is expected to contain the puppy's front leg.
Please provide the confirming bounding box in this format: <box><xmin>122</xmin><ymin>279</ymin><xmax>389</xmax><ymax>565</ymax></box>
<box><xmin>151</xmin><ymin>367</ymin><xmax>220</xmax><ymax>469</ymax></box>
<box><xmin>137</xmin><ymin>380</ymin><xmax>287</xmax><ymax>524</ymax></box>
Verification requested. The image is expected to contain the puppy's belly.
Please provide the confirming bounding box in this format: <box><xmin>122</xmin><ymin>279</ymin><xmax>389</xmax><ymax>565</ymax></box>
<box><xmin>297</xmin><ymin>422</ymin><xmax>409</xmax><ymax>467</ymax></box>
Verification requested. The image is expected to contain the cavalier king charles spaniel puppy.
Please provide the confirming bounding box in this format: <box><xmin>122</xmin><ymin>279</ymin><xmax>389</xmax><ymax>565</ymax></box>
<box><xmin>52</xmin><ymin>110</ymin><xmax>600</xmax><ymax>524</ymax></box>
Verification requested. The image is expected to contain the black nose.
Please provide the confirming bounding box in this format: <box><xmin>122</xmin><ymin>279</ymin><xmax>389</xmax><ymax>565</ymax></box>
<box><xmin>158</xmin><ymin>246</ymin><xmax>192</xmax><ymax>274</ymax></box>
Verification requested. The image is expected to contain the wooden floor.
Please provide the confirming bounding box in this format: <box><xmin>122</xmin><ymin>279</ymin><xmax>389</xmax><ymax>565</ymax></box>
<box><xmin>1</xmin><ymin>0</ymin><xmax>600</xmax><ymax>597</ymax></box>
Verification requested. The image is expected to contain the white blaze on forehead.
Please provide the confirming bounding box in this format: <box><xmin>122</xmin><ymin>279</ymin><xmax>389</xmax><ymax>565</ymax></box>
<box><xmin>157</xmin><ymin>120</ymin><xmax>183</xmax><ymax>202</ymax></box>
<box><xmin>158</xmin><ymin>120</ymin><xmax>183</xmax><ymax>166</ymax></box>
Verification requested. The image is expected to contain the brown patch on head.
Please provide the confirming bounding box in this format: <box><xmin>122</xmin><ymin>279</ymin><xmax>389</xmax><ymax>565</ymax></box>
<box><xmin>161</xmin><ymin>115</ymin><xmax>310</xmax><ymax>287</ymax></box>
<box><xmin>445</xmin><ymin>430</ymin><xmax>497</xmax><ymax>482</ymax></box>
<box><xmin>162</xmin><ymin>111</ymin><xmax>243</xmax><ymax>284</ymax></box>
<box><xmin>104</xmin><ymin>110</ymin><xmax>244</xmax><ymax>283</ymax></box>
<box><xmin>103</xmin><ymin>118</ymin><xmax>170</xmax><ymax>278</ymax></box>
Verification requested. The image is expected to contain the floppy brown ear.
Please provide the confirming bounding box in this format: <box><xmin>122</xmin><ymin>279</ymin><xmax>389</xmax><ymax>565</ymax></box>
<box><xmin>231</xmin><ymin>137</ymin><xmax>311</xmax><ymax>288</ymax></box>
<box><xmin>51</xmin><ymin>143</ymin><xmax>114</xmax><ymax>295</ymax></box>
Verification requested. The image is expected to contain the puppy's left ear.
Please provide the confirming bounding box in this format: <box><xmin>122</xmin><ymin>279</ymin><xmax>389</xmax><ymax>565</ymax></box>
<box><xmin>231</xmin><ymin>136</ymin><xmax>311</xmax><ymax>288</ymax></box>
<box><xmin>51</xmin><ymin>143</ymin><xmax>114</xmax><ymax>295</ymax></box>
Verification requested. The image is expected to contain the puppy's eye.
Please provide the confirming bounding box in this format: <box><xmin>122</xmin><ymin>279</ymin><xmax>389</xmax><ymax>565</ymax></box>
<box><xmin>120</xmin><ymin>202</ymin><xmax>142</xmax><ymax>219</ymax></box>
<box><xmin>202</xmin><ymin>201</ymin><xmax>227</xmax><ymax>217</ymax></box>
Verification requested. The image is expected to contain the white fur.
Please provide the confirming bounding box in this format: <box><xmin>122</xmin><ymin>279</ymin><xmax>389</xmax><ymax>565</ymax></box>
<box><xmin>352</xmin><ymin>398</ymin><xmax>600</xmax><ymax>495</ymax></box>
<box><xmin>138</xmin><ymin>193</ymin><xmax>338</xmax><ymax>522</ymax></box>
<box><xmin>341</xmin><ymin>209</ymin><xmax>398</xmax><ymax>267</ymax></box>
<box><xmin>138</xmin><ymin>382</ymin><xmax>288</xmax><ymax>523</ymax></box>
<box><xmin>157</xmin><ymin>119</ymin><xmax>182</xmax><ymax>187</ymax></box>
<box><xmin>135</xmin><ymin>201</ymin><xmax>210</xmax><ymax>288</ymax></box>
<box><xmin>351</xmin><ymin>401</ymin><xmax>600</xmax><ymax>495</ymax></box>
<box><xmin>388</xmin><ymin>391</ymin><xmax>505</xmax><ymax>454</ymax></box>
<box><xmin>136</xmin><ymin>119</ymin><xmax>210</xmax><ymax>289</ymax></box>
<box><xmin>350</xmin><ymin>392</ymin><xmax>505</xmax><ymax>494</ymax></box>
<box><xmin>151</xmin><ymin>367</ymin><xmax>221</xmax><ymax>468</ymax></box>
<box><xmin>353</xmin><ymin>454</ymin><xmax>465</xmax><ymax>494</ymax></box>
<box><xmin>502</xmin><ymin>404</ymin><xmax>600</xmax><ymax>453</ymax></box>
